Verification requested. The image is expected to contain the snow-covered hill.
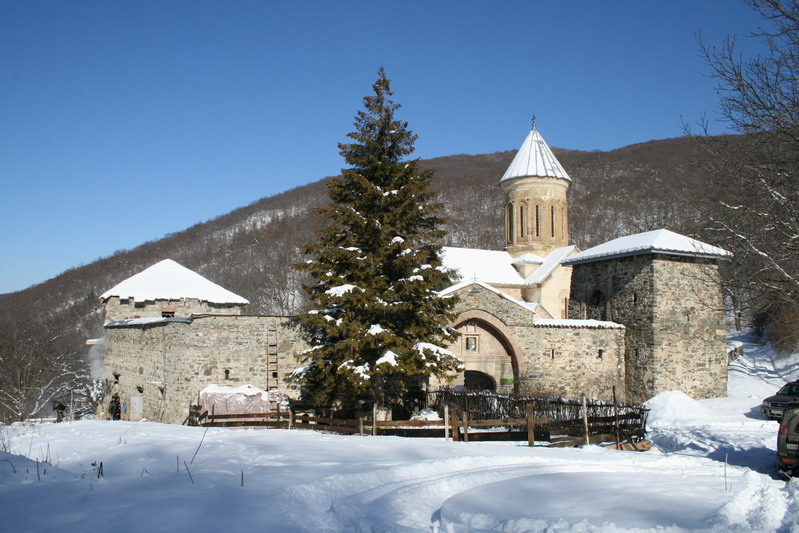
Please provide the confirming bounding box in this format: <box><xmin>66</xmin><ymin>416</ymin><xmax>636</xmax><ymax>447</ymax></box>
<box><xmin>2</xmin><ymin>333</ymin><xmax>798</xmax><ymax>532</ymax></box>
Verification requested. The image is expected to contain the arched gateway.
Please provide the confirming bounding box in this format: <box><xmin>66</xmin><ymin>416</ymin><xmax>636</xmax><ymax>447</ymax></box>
<box><xmin>443</xmin><ymin>310</ymin><xmax>525</xmax><ymax>394</ymax></box>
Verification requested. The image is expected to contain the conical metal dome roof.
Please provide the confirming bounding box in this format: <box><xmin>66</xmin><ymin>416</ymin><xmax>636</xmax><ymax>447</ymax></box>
<box><xmin>500</xmin><ymin>126</ymin><xmax>571</xmax><ymax>182</ymax></box>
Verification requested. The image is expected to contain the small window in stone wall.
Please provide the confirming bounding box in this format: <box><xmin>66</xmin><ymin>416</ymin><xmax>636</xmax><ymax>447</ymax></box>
<box><xmin>224</xmin><ymin>369</ymin><xmax>230</xmax><ymax>380</ymax></box>
<box><xmin>547</xmin><ymin>348</ymin><xmax>555</xmax><ymax>360</ymax></box>
<box><xmin>633</xmin><ymin>293</ymin><xmax>638</xmax><ymax>306</ymax></box>
<box><xmin>272</xmin><ymin>371</ymin><xmax>278</xmax><ymax>379</ymax></box>
<box><xmin>597</xmin><ymin>349</ymin><xmax>604</xmax><ymax>360</ymax></box>
<box><xmin>465</xmin><ymin>336</ymin><xmax>478</xmax><ymax>352</ymax></box>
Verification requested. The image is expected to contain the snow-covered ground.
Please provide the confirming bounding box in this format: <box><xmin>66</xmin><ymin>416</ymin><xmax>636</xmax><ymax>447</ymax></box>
<box><xmin>2</xmin><ymin>333</ymin><xmax>799</xmax><ymax>532</ymax></box>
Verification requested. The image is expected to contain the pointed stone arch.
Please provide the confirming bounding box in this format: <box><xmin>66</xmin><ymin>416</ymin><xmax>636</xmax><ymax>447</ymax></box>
<box><xmin>451</xmin><ymin>310</ymin><xmax>526</xmax><ymax>393</ymax></box>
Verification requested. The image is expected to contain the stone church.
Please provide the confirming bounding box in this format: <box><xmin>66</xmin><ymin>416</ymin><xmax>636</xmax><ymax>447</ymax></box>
<box><xmin>100</xmin><ymin>125</ymin><xmax>730</xmax><ymax>423</ymax></box>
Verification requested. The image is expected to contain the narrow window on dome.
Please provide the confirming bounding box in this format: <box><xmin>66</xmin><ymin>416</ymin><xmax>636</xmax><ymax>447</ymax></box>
<box><xmin>535</xmin><ymin>205</ymin><xmax>540</xmax><ymax>237</ymax></box>
<box><xmin>519</xmin><ymin>204</ymin><xmax>527</xmax><ymax>238</ymax></box>
<box><xmin>506</xmin><ymin>203</ymin><xmax>514</xmax><ymax>243</ymax></box>
<box><xmin>551</xmin><ymin>206</ymin><xmax>556</xmax><ymax>238</ymax></box>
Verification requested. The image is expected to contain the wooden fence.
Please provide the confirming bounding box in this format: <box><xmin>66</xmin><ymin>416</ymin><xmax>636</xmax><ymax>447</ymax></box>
<box><xmin>188</xmin><ymin>389</ymin><xmax>649</xmax><ymax>449</ymax></box>
<box><xmin>427</xmin><ymin>388</ymin><xmax>648</xmax><ymax>444</ymax></box>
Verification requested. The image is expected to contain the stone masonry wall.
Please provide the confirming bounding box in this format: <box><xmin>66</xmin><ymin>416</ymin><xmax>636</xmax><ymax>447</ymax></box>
<box><xmin>514</xmin><ymin>324</ymin><xmax>626</xmax><ymax>400</ymax></box>
<box><xmin>448</xmin><ymin>285</ymin><xmax>626</xmax><ymax>401</ymax></box>
<box><xmin>569</xmin><ymin>255</ymin><xmax>656</xmax><ymax>401</ymax></box>
<box><xmin>104</xmin><ymin>315</ymin><xmax>307</xmax><ymax>424</ymax></box>
<box><xmin>650</xmin><ymin>257</ymin><xmax>727</xmax><ymax>399</ymax></box>
<box><xmin>569</xmin><ymin>254</ymin><xmax>727</xmax><ymax>402</ymax></box>
<box><xmin>103</xmin><ymin>296</ymin><xmax>245</xmax><ymax>322</ymax></box>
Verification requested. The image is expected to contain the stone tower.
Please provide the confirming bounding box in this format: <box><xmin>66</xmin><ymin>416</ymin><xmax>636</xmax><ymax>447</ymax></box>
<box><xmin>564</xmin><ymin>230</ymin><xmax>730</xmax><ymax>402</ymax></box>
<box><xmin>500</xmin><ymin>125</ymin><xmax>571</xmax><ymax>257</ymax></box>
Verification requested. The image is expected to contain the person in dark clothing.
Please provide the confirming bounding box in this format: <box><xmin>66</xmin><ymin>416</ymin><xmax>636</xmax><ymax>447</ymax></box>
<box><xmin>52</xmin><ymin>401</ymin><xmax>66</xmax><ymax>423</ymax></box>
<box><xmin>109</xmin><ymin>394</ymin><xmax>122</xmax><ymax>420</ymax></box>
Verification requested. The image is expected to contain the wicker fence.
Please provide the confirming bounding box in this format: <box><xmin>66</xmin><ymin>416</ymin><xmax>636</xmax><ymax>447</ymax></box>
<box><xmin>426</xmin><ymin>389</ymin><xmax>649</xmax><ymax>442</ymax></box>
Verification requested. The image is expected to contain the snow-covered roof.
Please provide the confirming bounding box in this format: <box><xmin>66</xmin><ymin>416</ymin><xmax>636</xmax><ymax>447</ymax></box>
<box><xmin>562</xmin><ymin>229</ymin><xmax>731</xmax><ymax>265</ymax></box>
<box><xmin>442</xmin><ymin>246</ymin><xmax>576</xmax><ymax>287</ymax></box>
<box><xmin>524</xmin><ymin>245</ymin><xmax>577</xmax><ymax>285</ymax></box>
<box><xmin>442</xmin><ymin>247</ymin><xmax>524</xmax><ymax>286</ymax></box>
<box><xmin>511</xmin><ymin>252</ymin><xmax>545</xmax><ymax>265</ymax></box>
<box><xmin>500</xmin><ymin>126</ymin><xmax>571</xmax><ymax>183</ymax></box>
<box><xmin>532</xmin><ymin>318</ymin><xmax>625</xmax><ymax>329</ymax></box>
<box><xmin>104</xmin><ymin>317</ymin><xmax>192</xmax><ymax>328</ymax></box>
<box><xmin>200</xmin><ymin>384</ymin><xmax>270</xmax><ymax>399</ymax></box>
<box><xmin>100</xmin><ymin>259</ymin><xmax>250</xmax><ymax>305</ymax></box>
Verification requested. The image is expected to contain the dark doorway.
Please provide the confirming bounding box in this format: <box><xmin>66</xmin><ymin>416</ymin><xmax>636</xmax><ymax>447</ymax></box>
<box><xmin>588</xmin><ymin>290</ymin><xmax>607</xmax><ymax>321</ymax></box>
<box><xmin>464</xmin><ymin>370</ymin><xmax>496</xmax><ymax>392</ymax></box>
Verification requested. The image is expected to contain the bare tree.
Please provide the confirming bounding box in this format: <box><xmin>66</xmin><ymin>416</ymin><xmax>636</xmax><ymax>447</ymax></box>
<box><xmin>691</xmin><ymin>0</ymin><xmax>799</xmax><ymax>336</ymax></box>
<box><xmin>0</xmin><ymin>309</ymin><xmax>87</xmax><ymax>422</ymax></box>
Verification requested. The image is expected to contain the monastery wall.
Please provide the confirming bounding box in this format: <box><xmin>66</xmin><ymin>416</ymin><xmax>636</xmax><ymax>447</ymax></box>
<box><xmin>569</xmin><ymin>254</ymin><xmax>727</xmax><ymax>402</ymax></box>
<box><xmin>104</xmin><ymin>315</ymin><xmax>307</xmax><ymax>424</ymax></box>
<box><xmin>568</xmin><ymin>254</ymin><xmax>656</xmax><ymax>401</ymax></box>
<box><xmin>513</xmin><ymin>324</ymin><xmax>626</xmax><ymax>400</ymax></box>
<box><xmin>104</xmin><ymin>296</ymin><xmax>244</xmax><ymax>322</ymax></box>
<box><xmin>650</xmin><ymin>257</ymin><xmax>728</xmax><ymax>400</ymax></box>
<box><xmin>448</xmin><ymin>285</ymin><xmax>626</xmax><ymax>401</ymax></box>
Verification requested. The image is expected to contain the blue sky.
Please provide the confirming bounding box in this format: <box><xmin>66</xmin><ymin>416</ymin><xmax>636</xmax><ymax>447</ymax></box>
<box><xmin>0</xmin><ymin>1</ymin><xmax>769</xmax><ymax>294</ymax></box>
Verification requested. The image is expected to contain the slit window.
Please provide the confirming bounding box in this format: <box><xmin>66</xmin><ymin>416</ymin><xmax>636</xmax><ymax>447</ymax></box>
<box><xmin>506</xmin><ymin>204</ymin><xmax>514</xmax><ymax>243</ymax></box>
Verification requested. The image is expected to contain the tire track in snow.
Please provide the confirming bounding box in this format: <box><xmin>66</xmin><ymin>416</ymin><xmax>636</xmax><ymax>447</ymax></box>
<box><xmin>277</xmin><ymin>452</ymin><xmax>754</xmax><ymax>532</ymax></box>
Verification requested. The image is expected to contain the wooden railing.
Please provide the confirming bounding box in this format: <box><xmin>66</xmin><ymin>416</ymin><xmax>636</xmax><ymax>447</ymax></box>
<box><xmin>187</xmin><ymin>391</ymin><xmax>648</xmax><ymax>449</ymax></box>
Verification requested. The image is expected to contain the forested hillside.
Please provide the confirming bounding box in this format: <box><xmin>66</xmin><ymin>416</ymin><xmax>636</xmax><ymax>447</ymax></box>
<box><xmin>0</xmin><ymin>135</ymin><xmax>715</xmax><ymax>421</ymax></box>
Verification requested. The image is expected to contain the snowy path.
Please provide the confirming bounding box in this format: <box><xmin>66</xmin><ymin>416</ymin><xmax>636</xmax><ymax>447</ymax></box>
<box><xmin>2</xmin><ymin>333</ymin><xmax>799</xmax><ymax>532</ymax></box>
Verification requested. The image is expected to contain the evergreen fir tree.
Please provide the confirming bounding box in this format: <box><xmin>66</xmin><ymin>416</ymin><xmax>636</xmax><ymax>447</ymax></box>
<box><xmin>295</xmin><ymin>69</ymin><xmax>460</xmax><ymax>415</ymax></box>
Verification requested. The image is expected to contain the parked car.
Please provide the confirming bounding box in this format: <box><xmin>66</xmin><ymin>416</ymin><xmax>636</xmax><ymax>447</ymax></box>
<box><xmin>761</xmin><ymin>381</ymin><xmax>799</xmax><ymax>420</ymax></box>
<box><xmin>777</xmin><ymin>402</ymin><xmax>799</xmax><ymax>475</ymax></box>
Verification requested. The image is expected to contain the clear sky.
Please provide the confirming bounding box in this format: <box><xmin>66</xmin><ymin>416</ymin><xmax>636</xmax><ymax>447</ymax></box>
<box><xmin>0</xmin><ymin>1</ymin><xmax>769</xmax><ymax>294</ymax></box>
